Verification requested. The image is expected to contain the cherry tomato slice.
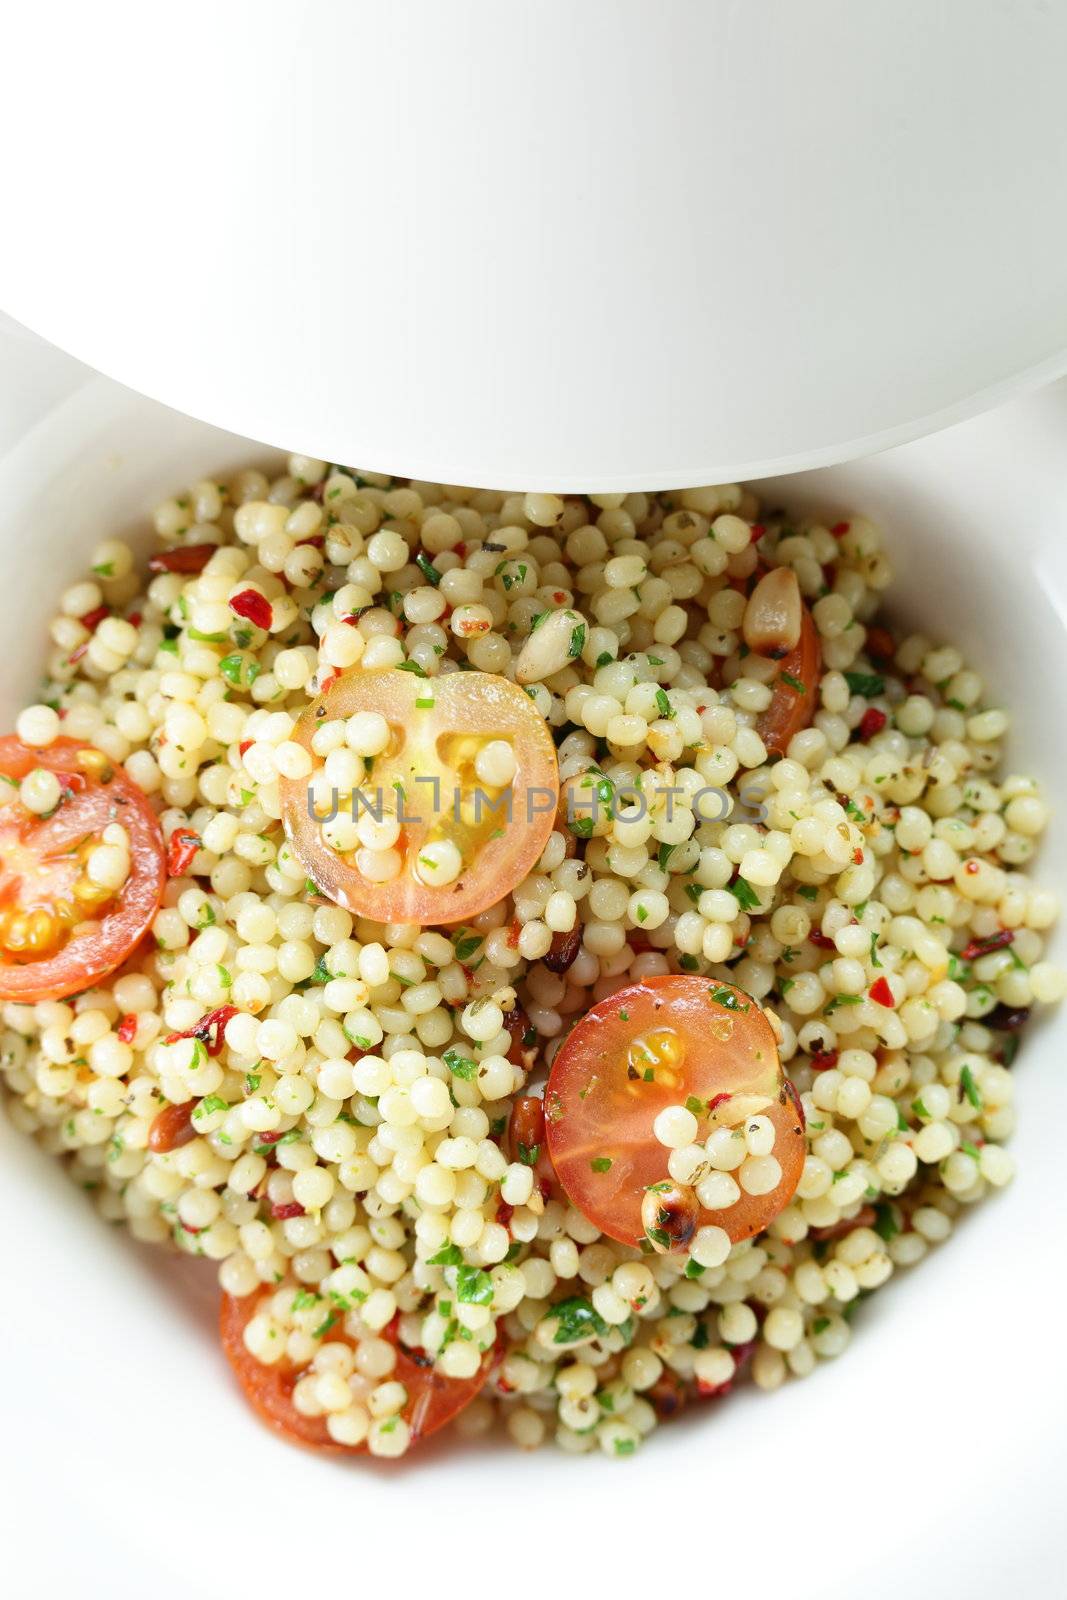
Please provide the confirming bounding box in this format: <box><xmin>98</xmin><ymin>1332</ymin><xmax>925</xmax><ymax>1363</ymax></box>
<box><xmin>755</xmin><ymin>607</ymin><xmax>821</xmax><ymax>758</ymax></box>
<box><xmin>0</xmin><ymin>736</ymin><xmax>166</xmax><ymax>1002</ymax></box>
<box><xmin>220</xmin><ymin>1287</ymin><xmax>493</xmax><ymax>1454</ymax></box>
<box><xmin>544</xmin><ymin>976</ymin><xmax>804</xmax><ymax>1249</ymax></box>
<box><xmin>280</xmin><ymin>667</ymin><xmax>559</xmax><ymax>925</ymax></box>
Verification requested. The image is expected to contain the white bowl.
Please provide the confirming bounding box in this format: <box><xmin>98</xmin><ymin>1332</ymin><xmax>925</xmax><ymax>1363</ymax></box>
<box><xmin>4</xmin><ymin>4</ymin><xmax>1067</xmax><ymax>489</ymax></box>
<box><xmin>1</xmin><ymin>378</ymin><xmax>1064</xmax><ymax>1598</ymax></box>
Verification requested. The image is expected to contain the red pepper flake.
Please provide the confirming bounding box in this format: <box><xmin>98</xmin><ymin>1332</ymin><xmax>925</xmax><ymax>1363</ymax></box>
<box><xmin>830</xmin><ymin>521</ymin><xmax>851</xmax><ymax>537</ymax></box>
<box><xmin>859</xmin><ymin>707</ymin><xmax>887</xmax><ymax>740</ymax></box>
<box><xmin>256</xmin><ymin>1129</ymin><xmax>284</xmax><ymax>1147</ymax></box>
<box><xmin>552</xmin><ymin>591</ymin><xmax>567</xmax><ymax>604</ymax></box>
<box><xmin>707</xmin><ymin>1092</ymin><xmax>732</xmax><ymax>1114</ymax></box>
<box><xmin>496</xmin><ymin>1198</ymin><xmax>514</xmax><ymax>1228</ymax></box>
<box><xmin>80</xmin><ymin>604</ymin><xmax>111</xmax><ymax>631</ymax></box>
<box><xmin>117</xmin><ymin>1013</ymin><xmax>138</xmax><ymax>1045</ymax></box>
<box><xmin>749</xmin><ymin>522</ymin><xmax>766</xmax><ymax>544</ymax></box>
<box><xmin>165</xmin><ymin>1004</ymin><xmax>238</xmax><ymax>1056</ymax></box>
<box><xmin>869</xmin><ymin>976</ymin><xmax>895</xmax><ymax>1008</ymax></box>
<box><xmin>960</xmin><ymin>929</ymin><xmax>1013</xmax><ymax>961</ymax></box>
<box><xmin>148</xmin><ymin>543</ymin><xmax>218</xmax><ymax>575</ymax></box>
<box><xmin>229</xmin><ymin>589</ymin><xmax>273</xmax><ymax>630</ymax></box>
<box><xmin>127</xmin><ymin>611</ymin><xmax>142</xmax><ymax>629</ymax></box>
<box><xmin>166</xmin><ymin>828</ymin><xmax>201</xmax><ymax>877</ymax></box>
<box><xmin>809</xmin><ymin>930</ymin><xmax>836</xmax><ymax>950</ymax></box>
<box><xmin>319</xmin><ymin>669</ymin><xmax>341</xmax><ymax>695</ymax></box>
<box><xmin>270</xmin><ymin>1200</ymin><xmax>305</xmax><ymax>1220</ymax></box>
<box><xmin>810</xmin><ymin>1049</ymin><xmax>839</xmax><ymax>1072</ymax></box>
<box><xmin>506</xmin><ymin>917</ymin><xmax>521</xmax><ymax>949</ymax></box>
<box><xmin>963</xmin><ymin>859</ymin><xmax>980</xmax><ymax>875</ymax></box>
<box><xmin>68</xmin><ymin>642</ymin><xmax>90</xmax><ymax>665</ymax></box>
<box><xmin>852</xmin><ymin>847</ymin><xmax>864</xmax><ymax>866</ymax></box>
<box><xmin>296</xmin><ymin>534</ymin><xmax>325</xmax><ymax>548</ymax></box>
<box><xmin>238</xmin><ymin>739</ymin><xmax>254</xmax><ymax>758</ymax></box>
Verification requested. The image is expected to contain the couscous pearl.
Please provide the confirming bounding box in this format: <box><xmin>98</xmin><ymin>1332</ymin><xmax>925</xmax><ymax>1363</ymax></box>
<box><xmin>653</xmin><ymin>1105</ymin><xmax>699</xmax><ymax>1150</ymax></box>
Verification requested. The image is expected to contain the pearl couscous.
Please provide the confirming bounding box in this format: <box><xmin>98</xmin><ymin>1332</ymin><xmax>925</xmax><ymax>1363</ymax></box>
<box><xmin>0</xmin><ymin>460</ymin><xmax>1062</xmax><ymax>1461</ymax></box>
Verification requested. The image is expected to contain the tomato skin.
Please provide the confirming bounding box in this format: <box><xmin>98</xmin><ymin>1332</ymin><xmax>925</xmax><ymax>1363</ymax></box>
<box><xmin>755</xmin><ymin>607</ymin><xmax>821</xmax><ymax>758</ymax></box>
<box><xmin>219</xmin><ymin>1287</ymin><xmax>493</xmax><ymax>1455</ymax></box>
<box><xmin>0</xmin><ymin>737</ymin><xmax>166</xmax><ymax>1003</ymax></box>
<box><xmin>545</xmin><ymin>976</ymin><xmax>805</xmax><ymax>1250</ymax></box>
<box><xmin>280</xmin><ymin>667</ymin><xmax>559</xmax><ymax>927</ymax></box>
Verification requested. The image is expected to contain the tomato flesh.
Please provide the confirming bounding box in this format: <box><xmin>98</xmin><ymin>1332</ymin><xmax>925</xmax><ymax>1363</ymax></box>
<box><xmin>545</xmin><ymin>976</ymin><xmax>804</xmax><ymax>1249</ymax></box>
<box><xmin>0</xmin><ymin>736</ymin><xmax>165</xmax><ymax>1002</ymax></box>
<box><xmin>756</xmin><ymin>607</ymin><xmax>821</xmax><ymax>758</ymax></box>
<box><xmin>220</xmin><ymin>1286</ymin><xmax>492</xmax><ymax>1454</ymax></box>
<box><xmin>280</xmin><ymin>667</ymin><xmax>559</xmax><ymax>925</ymax></box>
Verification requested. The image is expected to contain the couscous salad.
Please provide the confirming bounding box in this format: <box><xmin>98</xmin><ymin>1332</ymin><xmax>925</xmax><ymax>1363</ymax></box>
<box><xmin>1</xmin><ymin>462</ymin><xmax>1060</xmax><ymax>1459</ymax></box>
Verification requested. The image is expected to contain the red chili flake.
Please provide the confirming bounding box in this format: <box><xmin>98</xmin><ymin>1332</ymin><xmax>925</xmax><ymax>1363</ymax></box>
<box><xmin>859</xmin><ymin>707</ymin><xmax>887</xmax><ymax>740</ymax></box>
<box><xmin>852</xmin><ymin>847</ymin><xmax>864</xmax><ymax>866</ymax></box>
<box><xmin>149</xmin><ymin>543</ymin><xmax>218</xmax><ymax>575</ymax></box>
<box><xmin>506</xmin><ymin>917</ymin><xmax>521</xmax><ymax>949</ymax></box>
<box><xmin>296</xmin><ymin>534</ymin><xmax>325</xmax><ymax>548</ymax></box>
<box><xmin>270</xmin><ymin>1200</ymin><xmax>305</xmax><ymax>1220</ymax></box>
<box><xmin>830</xmin><ymin>521</ymin><xmax>851</xmax><ymax>537</ymax></box>
<box><xmin>496</xmin><ymin>1199</ymin><xmax>514</xmax><ymax>1228</ymax></box>
<box><xmin>809</xmin><ymin>930</ymin><xmax>836</xmax><ymax>949</ymax></box>
<box><xmin>869</xmin><ymin>976</ymin><xmax>895</xmax><ymax>1008</ymax></box>
<box><xmin>117</xmin><ymin>1013</ymin><xmax>138</xmax><ymax>1045</ymax></box>
<box><xmin>749</xmin><ymin>522</ymin><xmax>766</xmax><ymax>544</ymax></box>
<box><xmin>166</xmin><ymin>828</ymin><xmax>201</xmax><ymax>877</ymax></box>
<box><xmin>165</xmin><ymin>1004</ymin><xmax>238</xmax><ymax>1056</ymax></box>
<box><xmin>229</xmin><ymin>589</ymin><xmax>273</xmax><ymax>630</ymax></box>
<box><xmin>552</xmin><ymin>591</ymin><xmax>567</xmax><ymax>604</ymax></box>
<box><xmin>960</xmin><ymin>929</ymin><xmax>1014</xmax><ymax>961</ymax></box>
<box><xmin>80</xmin><ymin>604</ymin><xmax>110</xmax><ymax>631</ymax></box>
<box><xmin>238</xmin><ymin>739</ymin><xmax>253</xmax><ymax>758</ymax></box>
<box><xmin>963</xmin><ymin>859</ymin><xmax>980</xmax><ymax>875</ymax></box>
<box><xmin>127</xmin><ymin>611</ymin><xmax>142</xmax><ymax>629</ymax></box>
<box><xmin>256</xmin><ymin>1129</ymin><xmax>284</xmax><ymax>1147</ymax></box>
<box><xmin>319</xmin><ymin>669</ymin><xmax>341</xmax><ymax>695</ymax></box>
<box><xmin>866</xmin><ymin>626</ymin><xmax>895</xmax><ymax>663</ymax></box>
<box><xmin>810</xmin><ymin>1049</ymin><xmax>839</xmax><ymax>1072</ymax></box>
<box><xmin>454</xmin><ymin>542</ymin><xmax>468</xmax><ymax>559</ymax></box>
<box><xmin>707</xmin><ymin>1092</ymin><xmax>732</xmax><ymax>1115</ymax></box>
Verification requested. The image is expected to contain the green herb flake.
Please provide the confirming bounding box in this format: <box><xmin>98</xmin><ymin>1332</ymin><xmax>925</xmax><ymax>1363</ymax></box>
<box><xmin>428</xmin><ymin>1243</ymin><xmax>464</xmax><ymax>1267</ymax></box>
<box><xmin>728</xmin><ymin>876</ymin><xmax>760</xmax><ymax>911</ymax></box>
<box><xmin>590</xmin><ymin>1157</ymin><xmax>613</xmax><ymax>1173</ymax></box>
<box><xmin>443</xmin><ymin>1046</ymin><xmax>478</xmax><ymax>1081</ymax></box>
<box><xmin>959</xmin><ymin>1063</ymin><xmax>983</xmax><ymax>1110</ymax></box>
<box><xmin>455</xmin><ymin>1265</ymin><xmax>494</xmax><ymax>1306</ymax></box>
<box><xmin>551</xmin><ymin>1296</ymin><xmax>610</xmax><ymax>1345</ymax></box>
<box><xmin>844</xmin><ymin>671</ymin><xmax>885</xmax><ymax>699</ymax></box>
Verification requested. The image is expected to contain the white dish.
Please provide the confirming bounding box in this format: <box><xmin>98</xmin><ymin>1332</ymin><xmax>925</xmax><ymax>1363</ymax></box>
<box><xmin>3</xmin><ymin>3</ymin><xmax>1067</xmax><ymax>489</ymax></box>
<box><xmin>0</xmin><ymin>375</ymin><xmax>1064</xmax><ymax>1599</ymax></box>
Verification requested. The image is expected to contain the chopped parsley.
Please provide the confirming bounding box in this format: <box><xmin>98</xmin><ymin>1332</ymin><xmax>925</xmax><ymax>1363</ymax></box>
<box><xmin>844</xmin><ymin>671</ymin><xmax>885</xmax><ymax>698</ymax></box>
<box><xmin>455</xmin><ymin>1266</ymin><xmax>494</xmax><ymax>1305</ymax></box>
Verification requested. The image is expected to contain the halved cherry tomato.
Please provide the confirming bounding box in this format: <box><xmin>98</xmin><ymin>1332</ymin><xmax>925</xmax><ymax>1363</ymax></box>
<box><xmin>0</xmin><ymin>736</ymin><xmax>165</xmax><ymax>1002</ymax></box>
<box><xmin>280</xmin><ymin>667</ymin><xmax>559</xmax><ymax>925</ymax></box>
<box><xmin>220</xmin><ymin>1286</ymin><xmax>493</xmax><ymax>1454</ymax></box>
<box><xmin>755</xmin><ymin>607</ymin><xmax>821</xmax><ymax>758</ymax></box>
<box><xmin>544</xmin><ymin>976</ymin><xmax>804</xmax><ymax>1250</ymax></box>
